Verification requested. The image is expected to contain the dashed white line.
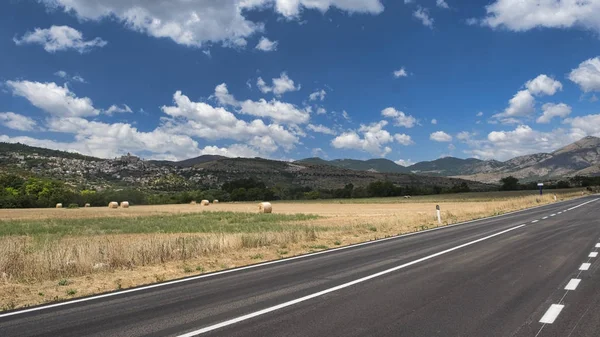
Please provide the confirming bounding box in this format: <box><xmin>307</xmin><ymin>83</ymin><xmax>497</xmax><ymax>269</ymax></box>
<box><xmin>590</xmin><ymin>252</ymin><xmax>598</xmax><ymax>258</ymax></box>
<box><xmin>550</xmin><ymin>214</ymin><xmax>556</xmax><ymax>217</ymax></box>
<box><xmin>565</xmin><ymin>279</ymin><xmax>581</xmax><ymax>291</ymax></box>
<box><xmin>580</xmin><ymin>263</ymin><xmax>591</xmax><ymax>271</ymax></box>
<box><xmin>595</xmin><ymin>243</ymin><xmax>600</xmax><ymax>248</ymax></box>
<box><xmin>175</xmin><ymin>224</ymin><xmax>527</xmax><ymax>336</ymax></box>
<box><xmin>540</xmin><ymin>304</ymin><xmax>565</xmax><ymax>324</ymax></box>
<box><xmin>542</xmin><ymin>217</ymin><xmax>548</xmax><ymax>220</ymax></box>
<box><xmin>558</xmin><ymin>212</ymin><xmax>563</xmax><ymax>215</ymax></box>
<box><xmin>532</xmin><ymin>220</ymin><xmax>539</xmax><ymax>223</ymax></box>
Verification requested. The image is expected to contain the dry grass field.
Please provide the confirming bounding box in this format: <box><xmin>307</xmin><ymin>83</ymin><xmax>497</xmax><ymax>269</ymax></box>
<box><xmin>0</xmin><ymin>189</ymin><xmax>589</xmax><ymax>311</ymax></box>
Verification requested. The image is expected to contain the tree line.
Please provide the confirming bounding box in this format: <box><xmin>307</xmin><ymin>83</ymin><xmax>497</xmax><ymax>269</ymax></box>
<box><xmin>0</xmin><ymin>174</ymin><xmax>476</xmax><ymax>208</ymax></box>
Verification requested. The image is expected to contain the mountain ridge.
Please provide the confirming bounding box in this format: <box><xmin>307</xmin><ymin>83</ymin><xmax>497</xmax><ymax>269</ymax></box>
<box><xmin>2</xmin><ymin>135</ymin><xmax>600</xmax><ymax>184</ymax></box>
<box><xmin>298</xmin><ymin>136</ymin><xmax>600</xmax><ymax>183</ymax></box>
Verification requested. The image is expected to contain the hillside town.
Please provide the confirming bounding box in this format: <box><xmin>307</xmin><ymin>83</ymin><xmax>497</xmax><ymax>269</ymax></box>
<box><xmin>0</xmin><ymin>150</ymin><xmax>217</xmax><ymax>190</ymax></box>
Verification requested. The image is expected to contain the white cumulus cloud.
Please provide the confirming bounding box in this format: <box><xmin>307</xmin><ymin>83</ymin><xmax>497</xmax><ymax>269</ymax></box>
<box><xmin>381</xmin><ymin>107</ymin><xmax>417</xmax><ymax>128</ymax></box>
<box><xmin>436</xmin><ymin>0</ymin><xmax>449</xmax><ymax>9</ymax></box>
<box><xmin>394</xmin><ymin>133</ymin><xmax>414</xmax><ymax>145</ymax></box>
<box><xmin>393</xmin><ymin>67</ymin><xmax>408</xmax><ymax>78</ymax></box>
<box><xmin>0</xmin><ymin>112</ymin><xmax>38</xmax><ymax>131</ymax></box>
<box><xmin>331</xmin><ymin>120</ymin><xmax>395</xmax><ymax>156</ymax></box>
<box><xmin>256</xmin><ymin>72</ymin><xmax>300</xmax><ymax>96</ymax></box>
<box><xmin>307</xmin><ymin>123</ymin><xmax>336</xmax><ymax>135</ymax></box>
<box><xmin>54</xmin><ymin>70</ymin><xmax>86</xmax><ymax>83</ymax></box>
<box><xmin>481</xmin><ymin>0</ymin><xmax>600</xmax><ymax>34</ymax></box>
<box><xmin>413</xmin><ymin>7</ymin><xmax>434</xmax><ymax>28</ymax></box>
<box><xmin>14</xmin><ymin>25</ymin><xmax>106</xmax><ymax>53</ymax></box>
<box><xmin>161</xmin><ymin>89</ymin><xmax>299</xmax><ymax>151</ymax></box>
<box><xmin>106</xmin><ymin>104</ymin><xmax>133</xmax><ymax>115</ymax></box>
<box><xmin>38</xmin><ymin>0</ymin><xmax>383</xmax><ymax>48</ymax></box>
<box><xmin>536</xmin><ymin>103</ymin><xmax>572</xmax><ymax>124</ymax></box>
<box><xmin>525</xmin><ymin>74</ymin><xmax>562</xmax><ymax>96</ymax></box>
<box><xmin>569</xmin><ymin>57</ymin><xmax>600</xmax><ymax>93</ymax></box>
<box><xmin>430</xmin><ymin>131</ymin><xmax>452</xmax><ymax>142</ymax></box>
<box><xmin>214</xmin><ymin>83</ymin><xmax>309</xmax><ymax>124</ymax></box>
<box><xmin>255</xmin><ymin>37</ymin><xmax>278</xmax><ymax>51</ymax></box>
<box><xmin>394</xmin><ymin>159</ymin><xmax>414</xmax><ymax>167</ymax></box>
<box><xmin>6</xmin><ymin>80</ymin><xmax>99</xmax><ymax>117</ymax></box>
<box><xmin>493</xmin><ymin>74</ymin><xmax>562</xmax><ymax>123</ymax></box>
<box><xmin>309</xmin><ymin>89</ymin><xmax>326</xmax><ymax>101</ymax></box>
<box><xmin>502</xmin><ymin>89</ymin><xmax>536</xmax><ymax>117</ymax></box>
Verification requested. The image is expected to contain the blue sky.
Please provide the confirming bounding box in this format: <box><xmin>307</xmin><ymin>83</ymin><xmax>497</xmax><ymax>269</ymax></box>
<box><xmin>1</xmin><ymin>0</ymin><xmax>600</xmax><ymax>164</ymax></box>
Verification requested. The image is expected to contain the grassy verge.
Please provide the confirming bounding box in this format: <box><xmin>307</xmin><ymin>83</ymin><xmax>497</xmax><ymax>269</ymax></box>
<box><xmin>0</xmin><ymin>212</ymin><xmax>321</xmax><ymax>236</ymax></box>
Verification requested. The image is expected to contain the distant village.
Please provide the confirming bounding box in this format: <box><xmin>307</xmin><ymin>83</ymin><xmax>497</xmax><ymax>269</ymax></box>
<box><xmin>0</xmin><ymin>151</ymin><xmax>218</xmax><ymax>190</ymax></box>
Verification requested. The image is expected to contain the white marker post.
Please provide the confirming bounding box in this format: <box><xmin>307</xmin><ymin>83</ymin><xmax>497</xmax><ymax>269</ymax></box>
<box><xmin>436</xmin><ymin>205</ymin><xmax>442</xmax><ymax>225</ymax></box>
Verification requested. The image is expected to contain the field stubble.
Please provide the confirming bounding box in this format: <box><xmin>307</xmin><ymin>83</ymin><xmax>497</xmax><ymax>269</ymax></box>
<box><xmin>0</xmin><ymin>189</ymin><xmax>587</xmax><ymax>311</ymax></box>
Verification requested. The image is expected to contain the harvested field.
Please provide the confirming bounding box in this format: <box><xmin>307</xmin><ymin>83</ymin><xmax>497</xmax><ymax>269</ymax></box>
<box><xmin>0</xmin><ymin>189</ymin><xmax>589</xmax><ymax>311</ymax></box>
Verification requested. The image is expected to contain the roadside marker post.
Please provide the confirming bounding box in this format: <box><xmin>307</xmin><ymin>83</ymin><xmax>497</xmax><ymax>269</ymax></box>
<box><xmin>538</xmin><ymin>183</ymin><xmax>544</xmax><ymax>196</ymax></box>
<box><xmin>436</xmin><ymin>205</ymin><xmax>442</xmax><ymax>225</ymax></box>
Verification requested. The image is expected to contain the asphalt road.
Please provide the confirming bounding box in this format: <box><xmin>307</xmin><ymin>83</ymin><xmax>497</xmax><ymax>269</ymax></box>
<box><xmin>2</xmin><ymin>196</ymin><xmax>600</xmax><ymax>337</ymax></box>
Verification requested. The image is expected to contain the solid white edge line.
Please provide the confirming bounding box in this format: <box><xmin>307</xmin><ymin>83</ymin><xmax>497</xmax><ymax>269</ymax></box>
<box><xmin>175</xmin><ymin>224</ymin><xmax>527</xmax><ymax>336</ymax></box>
<box><xmin>539</xmin><ymin>304</ymin><xmax>565</xmax><ymax>324</ymax></box>
<box><xmin>589</xmin><ymin>252</ymin><xmax>598</xmax><ymax>258</ymax></box>
<box><xmin>0</xmin><ymin>197</ymin><xmax>596</xmax><ymax>319</ymax></box>
<box><xmin>568</xmin><ymin>198</ymin><xmax>599</xmax><ymax>211</ymax></box>
<box><xmin>580</xmin><ymin>263</ymin><xmax>591</xmax><ymax>271</ymax></box>
<box><xmin>565</xmin><ymin>279</ymin><xmax>581</xmax><ymax>291</ymax></box>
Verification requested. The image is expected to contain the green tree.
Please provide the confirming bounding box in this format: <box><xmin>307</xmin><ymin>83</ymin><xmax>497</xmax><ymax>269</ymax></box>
<box><xmin>500</xmin><ymin>176</ymin><xmax>519</xmax><ymax>191</ymax></box>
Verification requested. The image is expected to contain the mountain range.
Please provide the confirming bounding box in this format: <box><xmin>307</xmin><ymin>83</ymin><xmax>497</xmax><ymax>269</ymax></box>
<box><xmin>1</xmin><ymin>136</ymin><xmax>598</xmax><ymax>188</ymax></box>
<box><xmin>0</xmin><ymin>142</ymin><xmax>490</xmax><ymax>192</ymax></box>
<box><xmin>297</xmin><ymin>136</ymin><xmax>600</xmax><ymax>183</ymax></box>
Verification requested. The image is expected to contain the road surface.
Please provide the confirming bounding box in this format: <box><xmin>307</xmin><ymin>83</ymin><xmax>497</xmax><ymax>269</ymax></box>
<box><xmin>1</xmin><ymin>196</ymin><xmax>600</xmax><ymax>337</ymax></box>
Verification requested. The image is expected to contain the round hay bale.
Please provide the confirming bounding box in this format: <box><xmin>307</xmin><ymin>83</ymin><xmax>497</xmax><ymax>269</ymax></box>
<box><xmin>55</xmin><ymin>203</ymin><xmax>63</xmax><ymax>208</ymax></box>
<box><xmin>120</xmin><ymin>201</ymin><xmax>130</xmax><ymax>208</ymax></box>
<box><xmin>258</xmin><ymin>202</ymin><xmax>272</xmax><ymax>214</ymax></box>
<box><xmin>201</xmin><ymin>200</ymin><xmax>210</xmax><ymax>206</ymax></box>
<box><xmin>84</xmin><ymin>203</ymin><xmax>91</xmax><ymax>208</ymax></box>
<box><xmin>213</xmin><ymin>199</ymin><xmax>219</xmax><ymax>204</ymax></box>
<box><xmin>190</xmin><ymin>200</ymin><xmax>197</xmax><ymax>205</ymax></box>
<box><xmin>108</xmin><ymin>201</ymin><xmax>119</xmax><ymax>209</ymax></box>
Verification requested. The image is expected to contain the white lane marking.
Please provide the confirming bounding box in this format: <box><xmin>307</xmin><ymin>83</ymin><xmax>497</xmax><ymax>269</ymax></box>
<box><xmin>175</xmin><ymin>224</ymin><xmax>527</xmax><ymax>336</ymax></box>
<box><xmin>542</xmin><ymin>217</ymin><xmax>548</xmax><ymax>220</ymax></box>
<box><xmin>568</xmin><ymin>198</ymin><xmax>599</xmax><ymax>211</ymax></box>
<box><xmin>580</xmin><ymin>263</ymin><xmax>591</xmax><ymax>271</ymax></box>
<box><xmin>532</xmin><ymin>220</ymin><xmax>539</xmax><ymax>223</ymax></box>
<box><xmin>565</xmin><ymin>279</ymin><xmax>581</xmax><ymax>291</ymax></box>
<box><xmin>558</xmin><ymin>212</ymin><xmax>563</xmax><ymax>214</ymax></box>
<box><xmin>550</xmin><ymin>214</ymin><xmax>556</xmax><ymax>217</ymax></box>
<box><xmin>1</xmin><ymin>197</ymin><xmax>595</xmax><ymax>319</ymax></box>
<box><xmin>596</xmin><ymin>243</ymin><xmax>600</xmax><ymax>248</ymax></box>
<box><xmin>590</xmin><ymin>252</ymin><xmax>598</xmax><ymax>258</ymax></box>
<box><xmin>540</xmin><ymin>304</ymin><xmax>565</xmax><ymax>324</ymax></box>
